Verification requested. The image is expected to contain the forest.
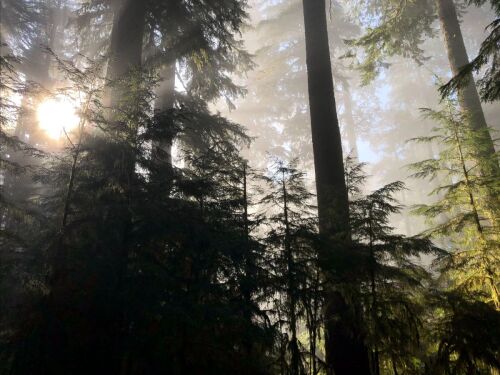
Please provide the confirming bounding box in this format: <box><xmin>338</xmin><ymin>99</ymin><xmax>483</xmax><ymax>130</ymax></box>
<box><xmin>0</xmin><ymin>0</ymin><xmax>499</xmax><ymax>374</ymax></box>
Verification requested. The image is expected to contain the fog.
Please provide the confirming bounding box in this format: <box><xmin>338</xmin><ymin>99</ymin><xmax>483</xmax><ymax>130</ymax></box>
<box><xmin>1</xmin><ymin>0</ymin><xmax>498</xmax><ymax>374</ymax></box>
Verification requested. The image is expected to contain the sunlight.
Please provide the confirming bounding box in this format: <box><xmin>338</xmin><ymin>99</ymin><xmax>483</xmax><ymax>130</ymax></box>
<box><xmin>37</xmin><ymin>96</ymin><xmax>80</xmax><ymax>139</ymax></box>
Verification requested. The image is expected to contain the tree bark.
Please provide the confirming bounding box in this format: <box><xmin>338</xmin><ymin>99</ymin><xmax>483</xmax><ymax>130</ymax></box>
<box><xmin>105</xmin><ymin>0</ymin><xmax>147</xmax><ymax>108</ymax></box>
<box><xmin>301</xmin><ymin>0</ymin><xmax>370</xmax><ymax>374</ymax></box>
<box><xmin>436</xmin><ymin>0</ymin><xmax>497</xmax><ymax>162</ymax></box>
<box><xmin>151</xmin><ymin>58</ymin><xmax>176</xmax><ymax>186</ymax></box>
<box><xmin>105</xmin><ymin>1</ymin><xmax>147</xmax><ymax>372</ymax></box>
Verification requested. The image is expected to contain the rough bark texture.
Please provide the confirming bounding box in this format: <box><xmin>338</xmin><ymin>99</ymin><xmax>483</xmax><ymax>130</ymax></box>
<box><xmin>436</xmin><ymin>0</ymin><xmax>497</xmax><ymax>158</ymax></box>
<box><xmin>301</xmin><ymin>0</ymin><xmax>370</xmax><ymax>374</ymax></box>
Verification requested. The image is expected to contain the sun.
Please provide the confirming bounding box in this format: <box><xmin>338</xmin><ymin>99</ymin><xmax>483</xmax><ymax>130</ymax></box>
<box><xmin>37</xmin><ymin>96</ymin><xmax>80</xmax><ymax>140</ymax></box>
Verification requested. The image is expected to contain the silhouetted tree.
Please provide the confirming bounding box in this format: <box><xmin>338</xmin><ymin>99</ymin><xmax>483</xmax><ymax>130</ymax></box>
<box><xmin>302</xmin><ymin>0</ymin><xmax>370</xmax><ymax>373</ymax></box>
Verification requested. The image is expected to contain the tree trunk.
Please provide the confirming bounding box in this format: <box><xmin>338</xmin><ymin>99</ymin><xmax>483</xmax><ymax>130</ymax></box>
<box><xmin>151</xmin><ymin>58</ymin><xmax>176</xmax><ymax>187</ymax></box>
<box><xmin>436</xmin><ymin>0</ymin><xmax>497</xmax><ymax>163</ymax></box>
<box><xmin>301</xmin><ymin>0</ymin><xmax>370</xmax><ymax>374</ymax></box>
<box><xmin>104</xmin><ymin>0</ymin><xmax>146</xmax><ymax>286</ymax></box>
<box><xmin>105</xmin><ymin>1</ymin><xmax>147</xmax><ymax>372</ymax></box>
<box><xmin>105</xmin><ymin>0</ymin><xmax>147</xmax><ymax>108</ymax></box>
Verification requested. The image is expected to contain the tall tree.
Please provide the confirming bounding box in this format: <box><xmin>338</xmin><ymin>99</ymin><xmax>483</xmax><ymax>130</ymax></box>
<box><xmin>441</xmin><ymin>0</ymin><xmax>500</xmax><ymax>103</ymax></box>
<box><xmin>301</xmin><ymin>0</ymin><xmax>370</xmax><ymax>373</ymax></box>
<box><xmin>436</xmin><ymin>0</ymin><xmax>497</xmax><ymax>165</ymax></box>
<box><xmin>409</xmin><ymin>103</ymin><xmax>499</xmax><ymax>309</ymax></box>
<box><xmin>348</xmin><ymin>0</ymin><xmax>498</xmax><ymax>172</ymax></box>
<box><xmin>262</xmin><ymin>159</ymin><xmax>319</xmax><ymax>375</ymax></box>
<box><xmin>345</xmin><ymin>157</ymin><xmax>442</xmax><ymax>374</ymax></box>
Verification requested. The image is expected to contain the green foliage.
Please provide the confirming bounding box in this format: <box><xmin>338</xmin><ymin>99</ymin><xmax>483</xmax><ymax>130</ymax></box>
<box><xmin>261</xmin><ymin>158</ymin><xmax>322</xmax><ymax>375</ymax></box>
<box><xmin>2</xmin><ymin>2</ymin><xmax>500</xmax><ymax>374</ymax></box>
<box><xmin>408</xmin><ymin>101</ymin><xmax>500</xmax><ymax>374</ymax></box>
<box><xmin>345</xmin><ymin>156</ymin><xmax>442</xmax><ymax>374</ymax></box>
<box><xmin>80</xmin><ymin>0</ymin><xmax>253</xmax><ymax>106</ymax></box>
<box><xmin>424</xmin><ymin>291</ymin><xmax>500</xmax><ymax>374</ymax></box>
<box><xmin>408</xmin><ymin>102</ymin><xmax>499</xmax><ymax>309</ymax></box>
<box><xmin>1</xmin><ymin>38</ymin><xmax>275</xmax><ymax>372</ymax></box>
<box><xmin>345</xmin><ymin>0</ymin><xmax>436</xmax><ymax>85</ymax></box>
<box><xmin>0</xmin><ymin>46</ymin><xmax>48</xmax><ymax>373</ymax></box>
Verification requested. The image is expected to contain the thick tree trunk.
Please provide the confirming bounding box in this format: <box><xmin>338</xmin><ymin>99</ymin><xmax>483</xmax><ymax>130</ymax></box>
<box><xmin>108</xmin><ymin>2</ymin><xmax>147</xmax><ymax>373</ymax></box>
<box><xmin>101</xmin><ymin>0</ymin><xmax>147</xmax><ymax>288</ymax></box>
<box><xmin>105</xmin><ymin>0</ymin><xmax>147</xmax><ymax>108</ymax></box>
<box><xmin>52</xmin><ymin>2</ymin><xmax>147</xmax><ymax>374</ymax></box>
<box><xmin>301</xmin><ymin>1</ymin><xmax>370</xmax><ymax>374</ymax></box>
<box><xmin>302</xmin><ymin>0</ymin><xmax>348</xmax><ymax>236</ymax></box>
<box><xmin>436</xmin><ymin>0</ymin><xmax>497</xmax><ymax>160</ymax></box>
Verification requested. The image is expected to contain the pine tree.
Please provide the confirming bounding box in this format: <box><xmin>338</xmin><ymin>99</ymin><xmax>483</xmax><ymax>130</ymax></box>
<box><xmin>78</xmin><ymin>0</ymin><xmax>252</xmax><ymax>171</ymax></box>
<box><xmin>346</xmin><ymin>156</ymin><xmax>441</xmax><ymax>374</ymax></box>
<box><xmin>120</xmin><ymin>116</ymin><xmax>274</xmax><ymax>374</ymax></box>
<box><xmin>409</xmin><ymin>102</ymin><xmax>499</xmax><ymax>310</ymax></box>
<box><xmin>397</xmin><ymin>98</ymin><xmax>500</xmax><ymax>370</ymax></box>
<box><xmin>262</xmin><ymin>158</ymin><xmax>320</xmax><ymax>375</ymax></box>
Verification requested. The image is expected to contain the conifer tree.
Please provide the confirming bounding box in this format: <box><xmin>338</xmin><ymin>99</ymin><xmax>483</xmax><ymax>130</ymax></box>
<box><xmin>262</xmin><ymin>158</ymin><xmax>320</xmax><ymax>375</ymax></box>
<box><xmin>404</xmin><ymin>97</ymin><xmax>499</xmax><ymax>374</ymax></box>
<box><xmin>423</xmin><ymin>291</ymin><xmax>500</xmax><ymax>373</ymax></box>
<box><xmin>5</xmin><ymin>52</ymin><xmax>276</xmax><ymax>373</ymax></box>
<box><xmin>3</xmin><ymin>1</ymin><xmax>500</xmax><ymax>375</ymax></box>
<box><xmin>0</xmin><ymin>51</ymin><xmax>47</xmax><ymax>370</ymax></box>
<box><xmin>346</xmin><ymin>156</ymin><xmax>441</xmax><ymax>374</ymax></box>
<box><xmin>301</xmin><ymin>1</ymin><xmax>370</xmax><ymax>372</ymax></box>
<box><xmin>409</xmin><ymin>102</ymin><xmax>499</xmax><ymax>309</ymax></box>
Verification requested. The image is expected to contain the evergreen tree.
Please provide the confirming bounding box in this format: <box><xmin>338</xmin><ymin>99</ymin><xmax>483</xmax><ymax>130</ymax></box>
<box><xmin>2</xmin><ymin>1</ymin><xmax>499</xmax><ymax>374</ymax></box>
<box><xmin>262</xmin><ymin>158</ymin><xmax>319</xmax><ymax>375</ymax></box>
<box><xmin>423</xmin><ymin>291</ymin><xmax>500</xmax><ymax>374</ymax></box>
<box><xmin>409</xmin><ymin>102</ymin><xmax>499</xmax><ymax>310</ymax></box>
<box><xmin>301</xmin><ymin>0</ymin><xmax>370</xmax><ymax>373</ymax></box>
<box><xmin>120</xmin><ymin>143</ymin><xmax>274</xmax><ymax>374</ymax></box>
<box><xmin>3</xmin><ymin>45</ymin><xmax>277</xmax><ymax>374</ymax></box>
<box><xmin>346</xmin><ymin>156</ymin><xmax>442</xmax><ymax>374</ymax></box>
<box><xmin>0</xmin><ymin>49</ymin><xmax>47</xmax><ymax>371</ymax></box>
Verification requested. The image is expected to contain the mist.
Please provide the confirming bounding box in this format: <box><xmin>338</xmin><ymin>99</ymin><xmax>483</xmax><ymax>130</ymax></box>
<box><xmin>1</xmin><ymin>0</ymin><xmax>499</xmax><ymax>374</ymax></box>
